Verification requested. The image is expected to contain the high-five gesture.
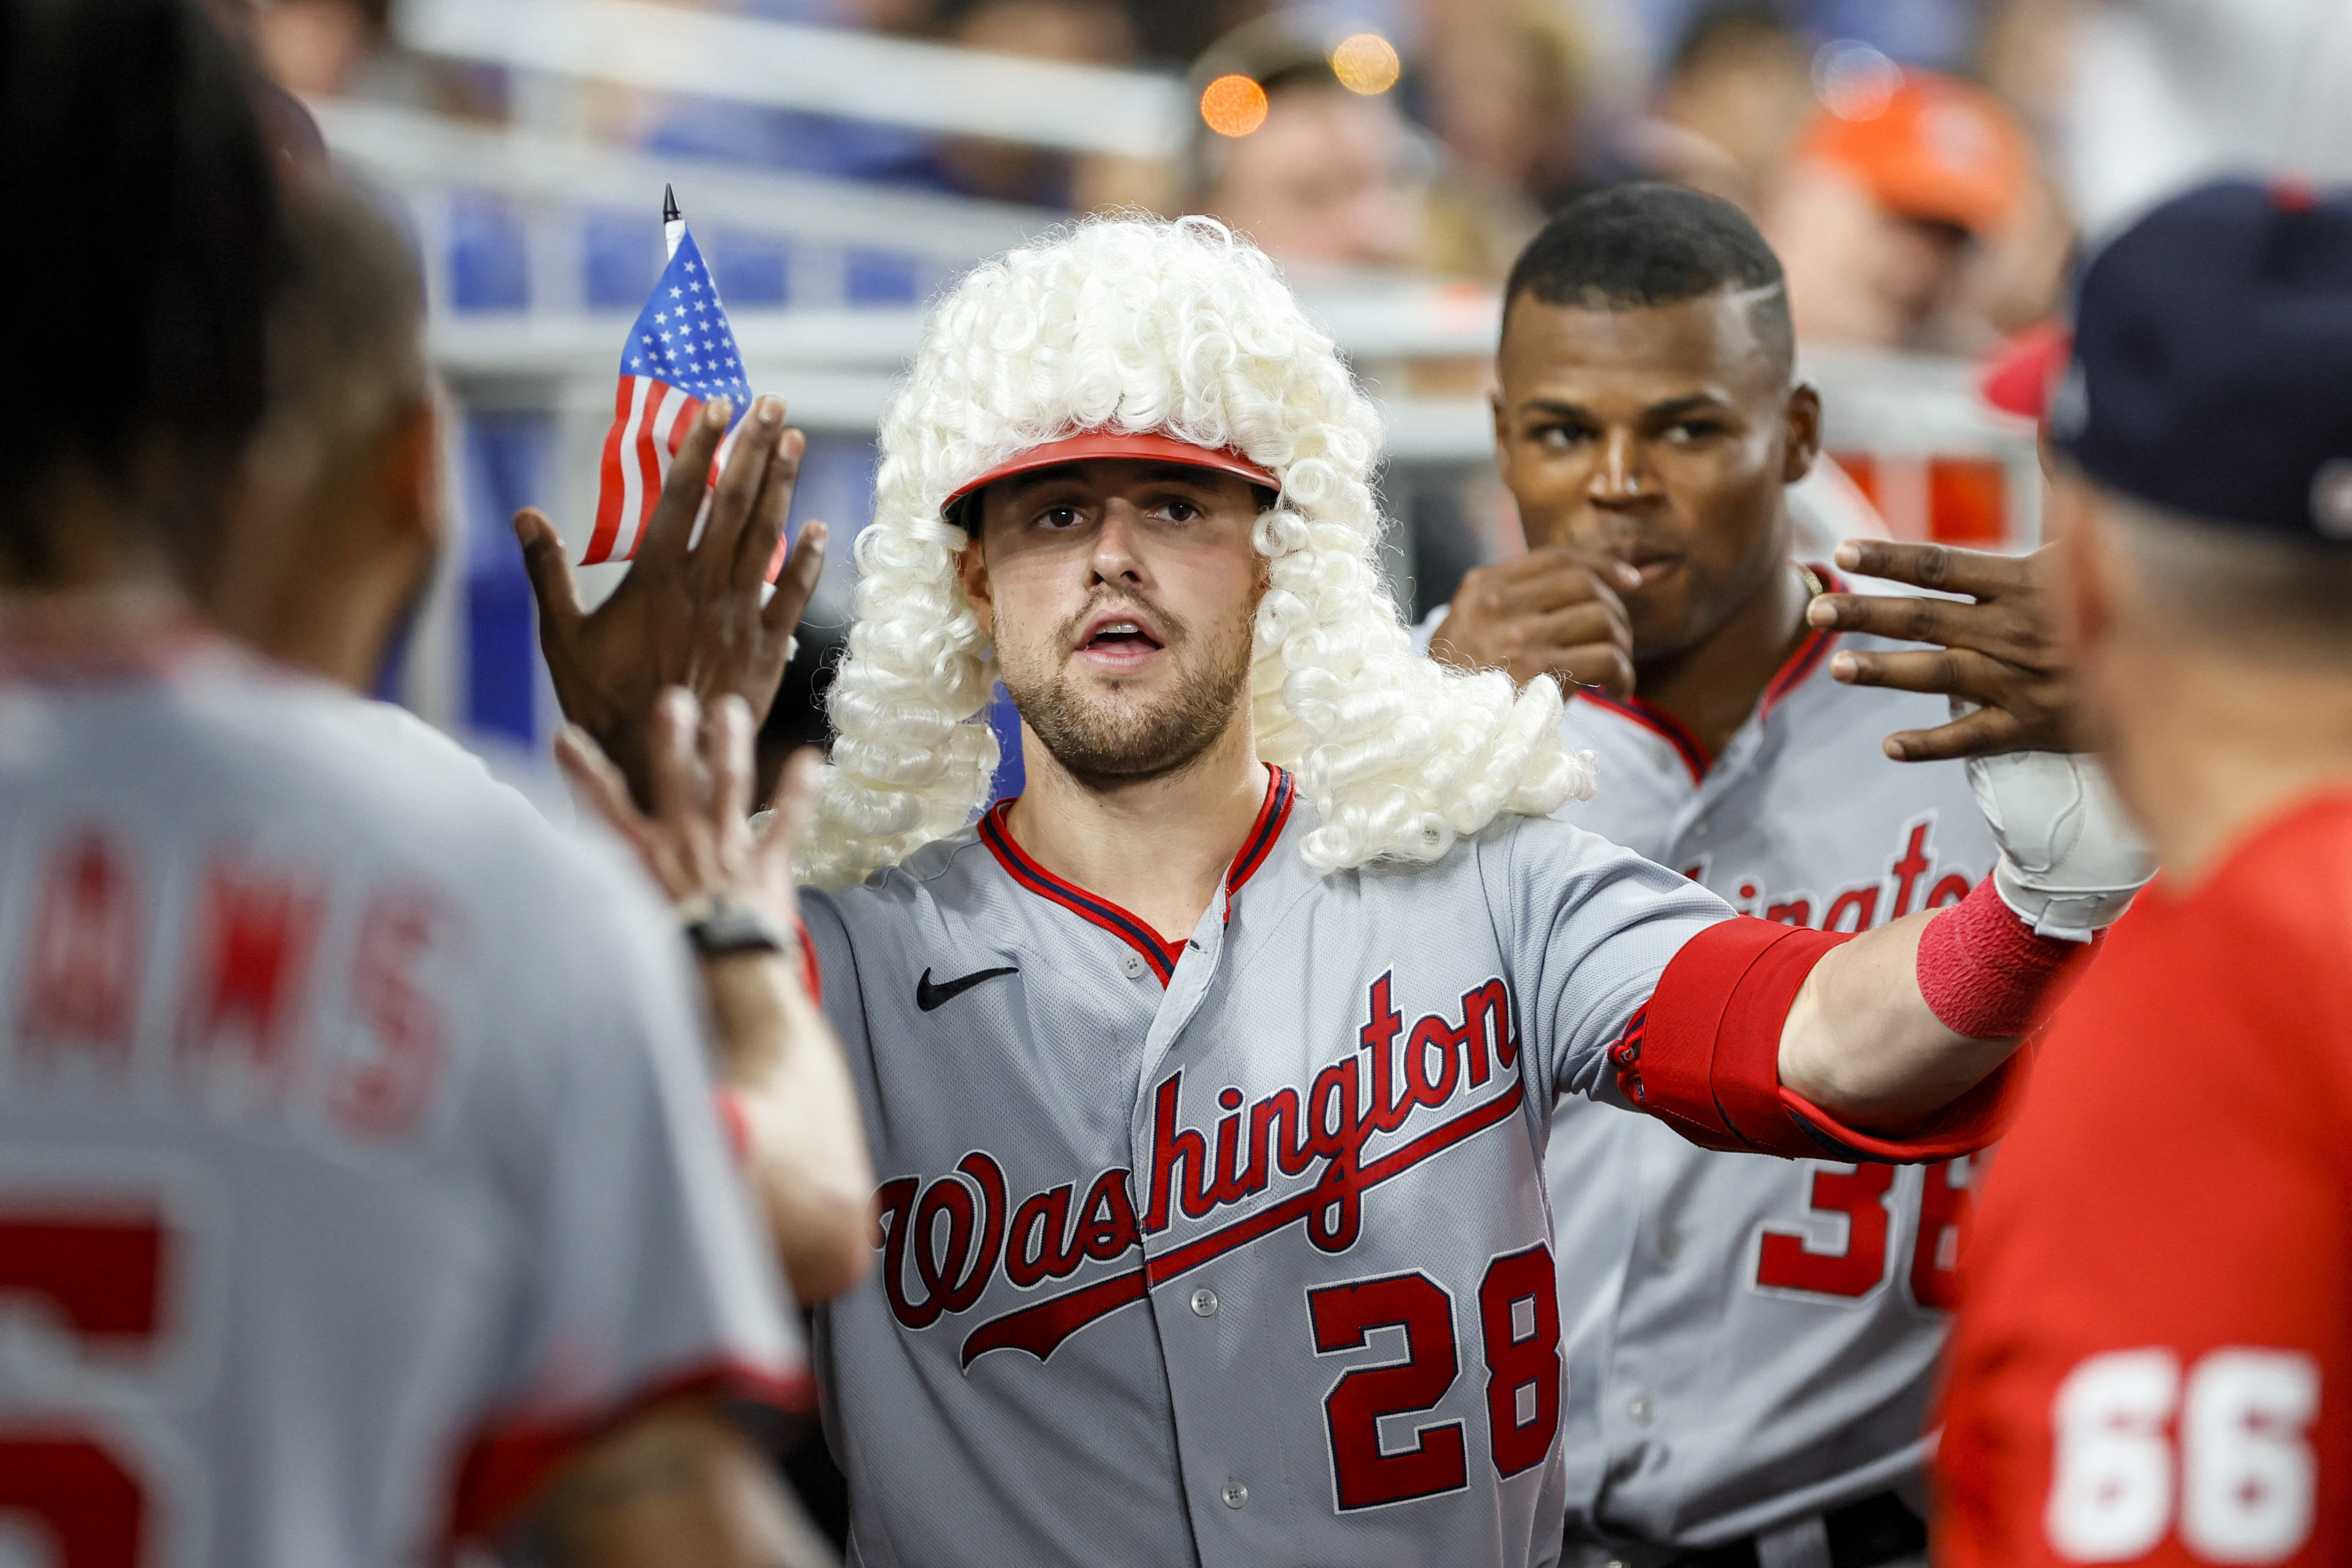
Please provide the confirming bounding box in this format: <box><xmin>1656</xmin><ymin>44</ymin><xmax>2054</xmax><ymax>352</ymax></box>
<box><xmin>558</xmin><ymin>691</ymin><xmax>875</xmax><ymax>1304</ymax></box>
<box><xmin>1805</xmin><ymin>539</ymin><xmax>2081</xmax><ymax>761</ymax></box>
<box><xmin>516</xmin><ymin>393</ymin><xmax>827</xmax><ymax>805</ymax></box>
<box><xmin>555</xmin><ymin>688</ymin><xmax>807</xmax><ymax>939</ymax></box>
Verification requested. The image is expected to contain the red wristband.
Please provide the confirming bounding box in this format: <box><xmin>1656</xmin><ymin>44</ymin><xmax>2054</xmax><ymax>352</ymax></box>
<box><xmin>1916</xmin><ymin>876</ymin><xmax>2087</xmax><ymax>1039</ymax></box>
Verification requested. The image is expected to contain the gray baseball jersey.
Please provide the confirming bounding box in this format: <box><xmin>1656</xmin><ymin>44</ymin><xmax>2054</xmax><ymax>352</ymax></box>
<box><xmin>804</xmin><ymin>767</ymin><xmax>1745</xmax><ymax>1567</ymax></box>
<box><xmin>1539</xmin><ymin>593</ymin><xmax>1995</xmax><ymax>1551</ymax></box>
<box><xmin>0</xmin><ymin>632</ymin><xmax>801</xmax><ymax>1567</ymax></box>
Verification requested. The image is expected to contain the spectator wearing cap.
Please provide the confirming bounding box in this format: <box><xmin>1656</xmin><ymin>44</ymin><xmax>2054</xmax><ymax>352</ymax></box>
<box><xmin>1936</xmin><ymin>179</ymin><xmax>2352</xmax><ymax>1567</ymax></box>
<box><xmin>1759</xmin><ymin>68</ymin><xmax>2037</xmax><ymax>351</ymax></box>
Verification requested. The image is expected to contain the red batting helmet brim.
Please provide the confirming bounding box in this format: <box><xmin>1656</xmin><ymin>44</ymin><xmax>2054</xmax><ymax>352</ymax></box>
<box><xmin>943</xmin><ymin>431</ymin><xmax>1280</xmax><ymax>507</ymax></box>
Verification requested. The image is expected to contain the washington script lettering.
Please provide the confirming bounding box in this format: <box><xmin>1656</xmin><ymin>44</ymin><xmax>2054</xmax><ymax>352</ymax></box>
<box><xmin>872</xmin><ymin>970</ymin><xmax>1528</xmax><ymax>1368</ymax></box>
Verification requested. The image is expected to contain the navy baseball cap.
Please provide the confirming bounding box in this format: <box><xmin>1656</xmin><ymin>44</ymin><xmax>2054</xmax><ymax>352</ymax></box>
<box><xmin>2053</xmin><ymin>179</ymin><xmax>2352</xmax><ymax>541</ymax></box>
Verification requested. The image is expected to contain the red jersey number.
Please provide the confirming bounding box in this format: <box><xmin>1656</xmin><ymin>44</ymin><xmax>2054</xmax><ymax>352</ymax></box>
<box><xmin>1754</xmin><ymin>1157</ymin><xmax>1975</xmax><ymax>1307</ymax></box>
<box><xmin>0</xmin><ymin>1210</ymin><xmax>169</xmax><ymax>1567</ymax></box>
<box><xmin>1307</xmin><ymin>1246</ymin><xmax>1565</xmax><ymax>1512</ymax></box>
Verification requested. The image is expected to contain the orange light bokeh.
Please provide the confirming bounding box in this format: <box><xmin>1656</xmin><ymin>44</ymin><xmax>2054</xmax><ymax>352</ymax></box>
<box><xmin>1330</xmin><ymin>33</ymin><xmax>1401</xmax><ymax>95</ymax></box>
<box><xmin>1200</xmin><ymin>73</ymin><xmax>1270</xmax><ymax>137</ymax></box>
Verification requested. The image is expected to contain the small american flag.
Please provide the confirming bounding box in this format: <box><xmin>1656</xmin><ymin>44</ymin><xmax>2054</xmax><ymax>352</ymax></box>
<box><xmin>584</xmin><ymin>224</ymin><xmax>755</xmax><ymax>566</ymax></box>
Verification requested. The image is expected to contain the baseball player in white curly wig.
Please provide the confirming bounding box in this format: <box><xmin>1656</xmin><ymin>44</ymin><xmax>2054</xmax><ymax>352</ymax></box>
<box><xmin>801</xmin><ymin>215</ymin><xmax>1593</xmax><ymax>888</ymax></box>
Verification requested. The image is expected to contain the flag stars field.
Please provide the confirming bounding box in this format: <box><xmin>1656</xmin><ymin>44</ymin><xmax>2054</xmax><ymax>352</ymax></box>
<box><xmin>585</xmin><ymin>220</ymin><xmax>757</xmax><ymax>567</ymax></box>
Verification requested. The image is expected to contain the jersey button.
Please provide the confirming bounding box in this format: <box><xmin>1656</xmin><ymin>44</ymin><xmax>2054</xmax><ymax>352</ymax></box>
<box><xmin>1120</xmin><ymin>951</ymin><xmax>1147</xmax><ymax>979</ymax></box>
<box><xmin>1220</xmin><ymin>1481</ymin><xmax>1248</xmax><ymax>1509</ymax></box>
<box><xmin>1627</xmin><ymin>1392</ymin><xmax>1656</xmax><ymax>1426</ymax></box>
<box><xmin>1190</xmin><ymin>1287</ymin><xmax>1218</xmax><ymax>1317</ymax></box>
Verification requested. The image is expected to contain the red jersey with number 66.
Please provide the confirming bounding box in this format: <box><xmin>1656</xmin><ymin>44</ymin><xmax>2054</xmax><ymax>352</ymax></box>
<box><xmin>0</xmin><ymin>628</ymin><xmax>804</xmax><ymax>1568</ymax></box>
<box><xmin>1936</xmin><ymin>789</ymin><xmax>2352</xmax><ymax>1566</ymax></box>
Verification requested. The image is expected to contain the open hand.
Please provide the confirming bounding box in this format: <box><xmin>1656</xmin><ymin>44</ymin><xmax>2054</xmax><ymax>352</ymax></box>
<box><xmin>555</xmin><ymin>688</ymin><xmax>815</xmax><ymax>937</ymax></box>
<box><xmin>1805</xmin><ymin>539</ymin><xmax>2080</xmax><ymax>761</ymax></box>
<box><xmin>516</xmin><ymin>394</ymin><xmax>827</xmax><ymax>807</ymax></box>
<box><xmin>1427</xmin><ymin>546</ymin><xmax>1641</xmax><ymax>699</ymax></box>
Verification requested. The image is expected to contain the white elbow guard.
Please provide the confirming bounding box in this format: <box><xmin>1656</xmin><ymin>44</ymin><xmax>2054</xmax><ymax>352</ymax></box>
<box><xmin>1966</xmin><ymin>747</ymin><xmax>2157</xmax><ymax>942</ymax></box>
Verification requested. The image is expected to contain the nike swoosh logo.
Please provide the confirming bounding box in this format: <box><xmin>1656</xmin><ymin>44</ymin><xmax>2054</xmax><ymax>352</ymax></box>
<box><xmin>916</xmin><ymin>965</ymin><xmax>1019</xmax><ymax>1012</ymax></box>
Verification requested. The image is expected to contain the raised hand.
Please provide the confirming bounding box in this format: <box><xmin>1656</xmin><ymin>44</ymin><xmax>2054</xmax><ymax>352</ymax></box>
<box><xmin>1804</xmin><ymin>539</ymin><xmax>2080</xmax><ymax>762</ymax></box>
<box><xmin>554</xmin><ymin>688</ymin><xmax>807</xmax><ymax>937</ymax></box>
<box><xmin>515</xmin><ymin>394</ymin><xmax>828</xmax><ymax>807</ymax></box>
<box><xmin>1427</xmin><ymin>546</ymin><xmax>1642</xmax><ymax>699</ymax></box>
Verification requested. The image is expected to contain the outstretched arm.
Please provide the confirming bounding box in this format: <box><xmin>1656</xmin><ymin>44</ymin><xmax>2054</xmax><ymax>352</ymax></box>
<box><xmin>1615</xmin><ymin>886</ymin><xmax>2071</xmax><ymax>1154</ymax></box>
<box><xmin>1775</xmin><ymin>906</ymin><xmax>2044</xmax><ymax>1130</ymax></box>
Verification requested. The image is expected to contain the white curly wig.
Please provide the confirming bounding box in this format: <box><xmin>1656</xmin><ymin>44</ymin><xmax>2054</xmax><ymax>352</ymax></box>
<box><xmin>800</xmin><ymin>215</ymin><xmax>1595</xmax><ymax>889</ymax></box>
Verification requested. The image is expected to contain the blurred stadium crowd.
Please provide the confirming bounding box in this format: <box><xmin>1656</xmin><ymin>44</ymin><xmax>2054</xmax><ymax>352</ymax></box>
<box><xmin>220</xmin><ymin>0</ymin><xmax>2352</xmax><ymax>793</ymax></box>
<box><xmin>245</xmin><ymin>0</ymin><xmax>2352</xmax><ymax>332</ymax></box>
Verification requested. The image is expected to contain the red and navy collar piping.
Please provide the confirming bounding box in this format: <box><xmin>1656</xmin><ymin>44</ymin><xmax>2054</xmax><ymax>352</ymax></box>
<box><xmin>1578</xmin><ymin>690</ymin><xmax>1712</xmax><ymax>783</ymax></box>
<box><xmin>1574</xmin><ymin>564</ymin><xmax>1845</xmax><ymax>783</ymax></box>
<box><xmin>1759</xmin><ymin>564</ymin><xmax>1844</xmax><ymax>716</ymax></box>
<box><xmin>979</xmin><ymin>766</ymin><xmax>1295</xmax><ymax>987</ymax></box>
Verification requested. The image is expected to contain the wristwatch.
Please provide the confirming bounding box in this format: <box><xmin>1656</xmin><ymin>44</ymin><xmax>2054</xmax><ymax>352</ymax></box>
<box><xmin>677</xmin><ymin>894</ymin><xmax>790</xmax><ymax>958</ymax></box>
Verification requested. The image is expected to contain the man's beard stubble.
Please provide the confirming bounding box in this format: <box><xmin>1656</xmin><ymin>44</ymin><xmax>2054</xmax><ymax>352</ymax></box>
<box><xmin>999</xmin><ymin>590</ymin><xmax>1256</xmax><ymax>789</ymax></box>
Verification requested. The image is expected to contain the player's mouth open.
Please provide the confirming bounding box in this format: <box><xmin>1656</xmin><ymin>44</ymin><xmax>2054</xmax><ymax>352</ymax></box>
<box><xmin>1615</xmin><ymin>548</ymin><xmax>1682</xmax><ymax>586</ymax></box>
<box><xmin>1074</xmin><ymin>611</ymin><xmax>1167</xmax><ymax>673</ymax></box>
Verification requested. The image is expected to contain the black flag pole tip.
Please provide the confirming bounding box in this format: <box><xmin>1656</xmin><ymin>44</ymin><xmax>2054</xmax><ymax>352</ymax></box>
<box><xmin>662</xmin><ymin>184</ymin><xmax>680</xmax><ymax>223</ymax></box>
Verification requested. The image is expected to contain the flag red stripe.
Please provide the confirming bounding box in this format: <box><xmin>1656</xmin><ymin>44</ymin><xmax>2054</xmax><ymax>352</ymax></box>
<box><xmin>625</xmin><ymin>386</ymin><xmax>674</xmax><ymax>562</ymax></box>
<box><xmin>585</xmin><ymin>378</ymin><xmax>645</xmax><ymax>564</ymax></box>
<box><xmin>587</xmin><ymin>378</ymin><xmax>713</xmax><ymax>568</ymax></box>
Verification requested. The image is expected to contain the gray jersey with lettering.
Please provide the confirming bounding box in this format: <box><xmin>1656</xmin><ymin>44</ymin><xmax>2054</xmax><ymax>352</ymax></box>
<box><xmin>0</xmin><ymin>635</ymin><xmax>801</xmax><ymax>1567</ymax></box>
<box><xmin>1540</xmin><ymin>601</ymin><xmax>1994</xmax><ymax>1550</ymax></box>
<box><xmin>804</xmin><ymin>769</ymin><xmax>1731</xmax><ymax>1568</ymax></box>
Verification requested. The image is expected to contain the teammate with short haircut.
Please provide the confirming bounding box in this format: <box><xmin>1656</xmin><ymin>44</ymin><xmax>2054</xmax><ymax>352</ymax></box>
<box><xmin>1937</xmin><ymin>180</ymin><xmax>2352</xmax><ymax>1568</ymax></box>
<box><xmin>216</xmin><ymin>177</ymin><xmax>875</xmax><ymax>1305</ymax></box>
<box><xmin>1425</xmin><ymin>183</ymin><xmax>2115</xmax><ymax>1568</ymax></box>
<box><xmin>535</xmin><ymin>214</ymin><xmax>2148</xmax><ymax>1567</ymax></box>
<box><xmin>0</xmin><ymin>4</ymin><xmax>831</xmax><ymax>1562</ymax></box>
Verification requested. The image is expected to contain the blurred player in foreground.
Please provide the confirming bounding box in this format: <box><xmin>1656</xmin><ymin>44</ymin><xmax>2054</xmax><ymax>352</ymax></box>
<box><xmin>1422</xmin><ymin>183</ymin><xmax>2126</xmax><ymax>1568</ymax></box>
<box><xmin>214</xmin><ymin>176</ymin><xmax>872</xmax><ymax>1305</ymax></box>
<box><xmin>0</xmin><ymin>3</ymin><xmax>837</xmax><ymax>1561</ymax></box>
<box><xmin>531</xmin><ymin>213</ymin><xmax>2151</xmax><ymax>1566</ymax></box>
<box><xmin>1936</xmin><ymin>181</ymin><xmax>2352</xmax><ymax>1567</ymax></box>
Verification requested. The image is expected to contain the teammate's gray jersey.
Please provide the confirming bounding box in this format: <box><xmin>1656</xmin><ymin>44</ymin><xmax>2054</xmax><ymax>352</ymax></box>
<box><xmin>805</xmin><ymin>769</ymin><xmax>1732</xmax><ymax>1568</ymax></box>
<box><xmin>1541</xmin><ymin>602</ymin><xmax>1994</xmax><ymax>1550</ymax></box>
<box><xmin>0</xmin><ymin>634</ymin><xmax>801</xmax><ymax>1567</ymax></box>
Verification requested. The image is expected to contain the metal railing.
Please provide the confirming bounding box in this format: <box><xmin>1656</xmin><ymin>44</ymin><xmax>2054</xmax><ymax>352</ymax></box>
<box><xmin>396</xmin><ymin>0</ymin><xmax>1188</xmax><ymax>158</ymax></box>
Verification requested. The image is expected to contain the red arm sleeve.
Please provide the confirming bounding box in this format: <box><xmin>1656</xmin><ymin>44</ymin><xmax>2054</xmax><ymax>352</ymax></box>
<box><xmin>1611</xmin><ymin>915</ymin><xmax>2031</xmax><ymax>1162</ymax></box>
